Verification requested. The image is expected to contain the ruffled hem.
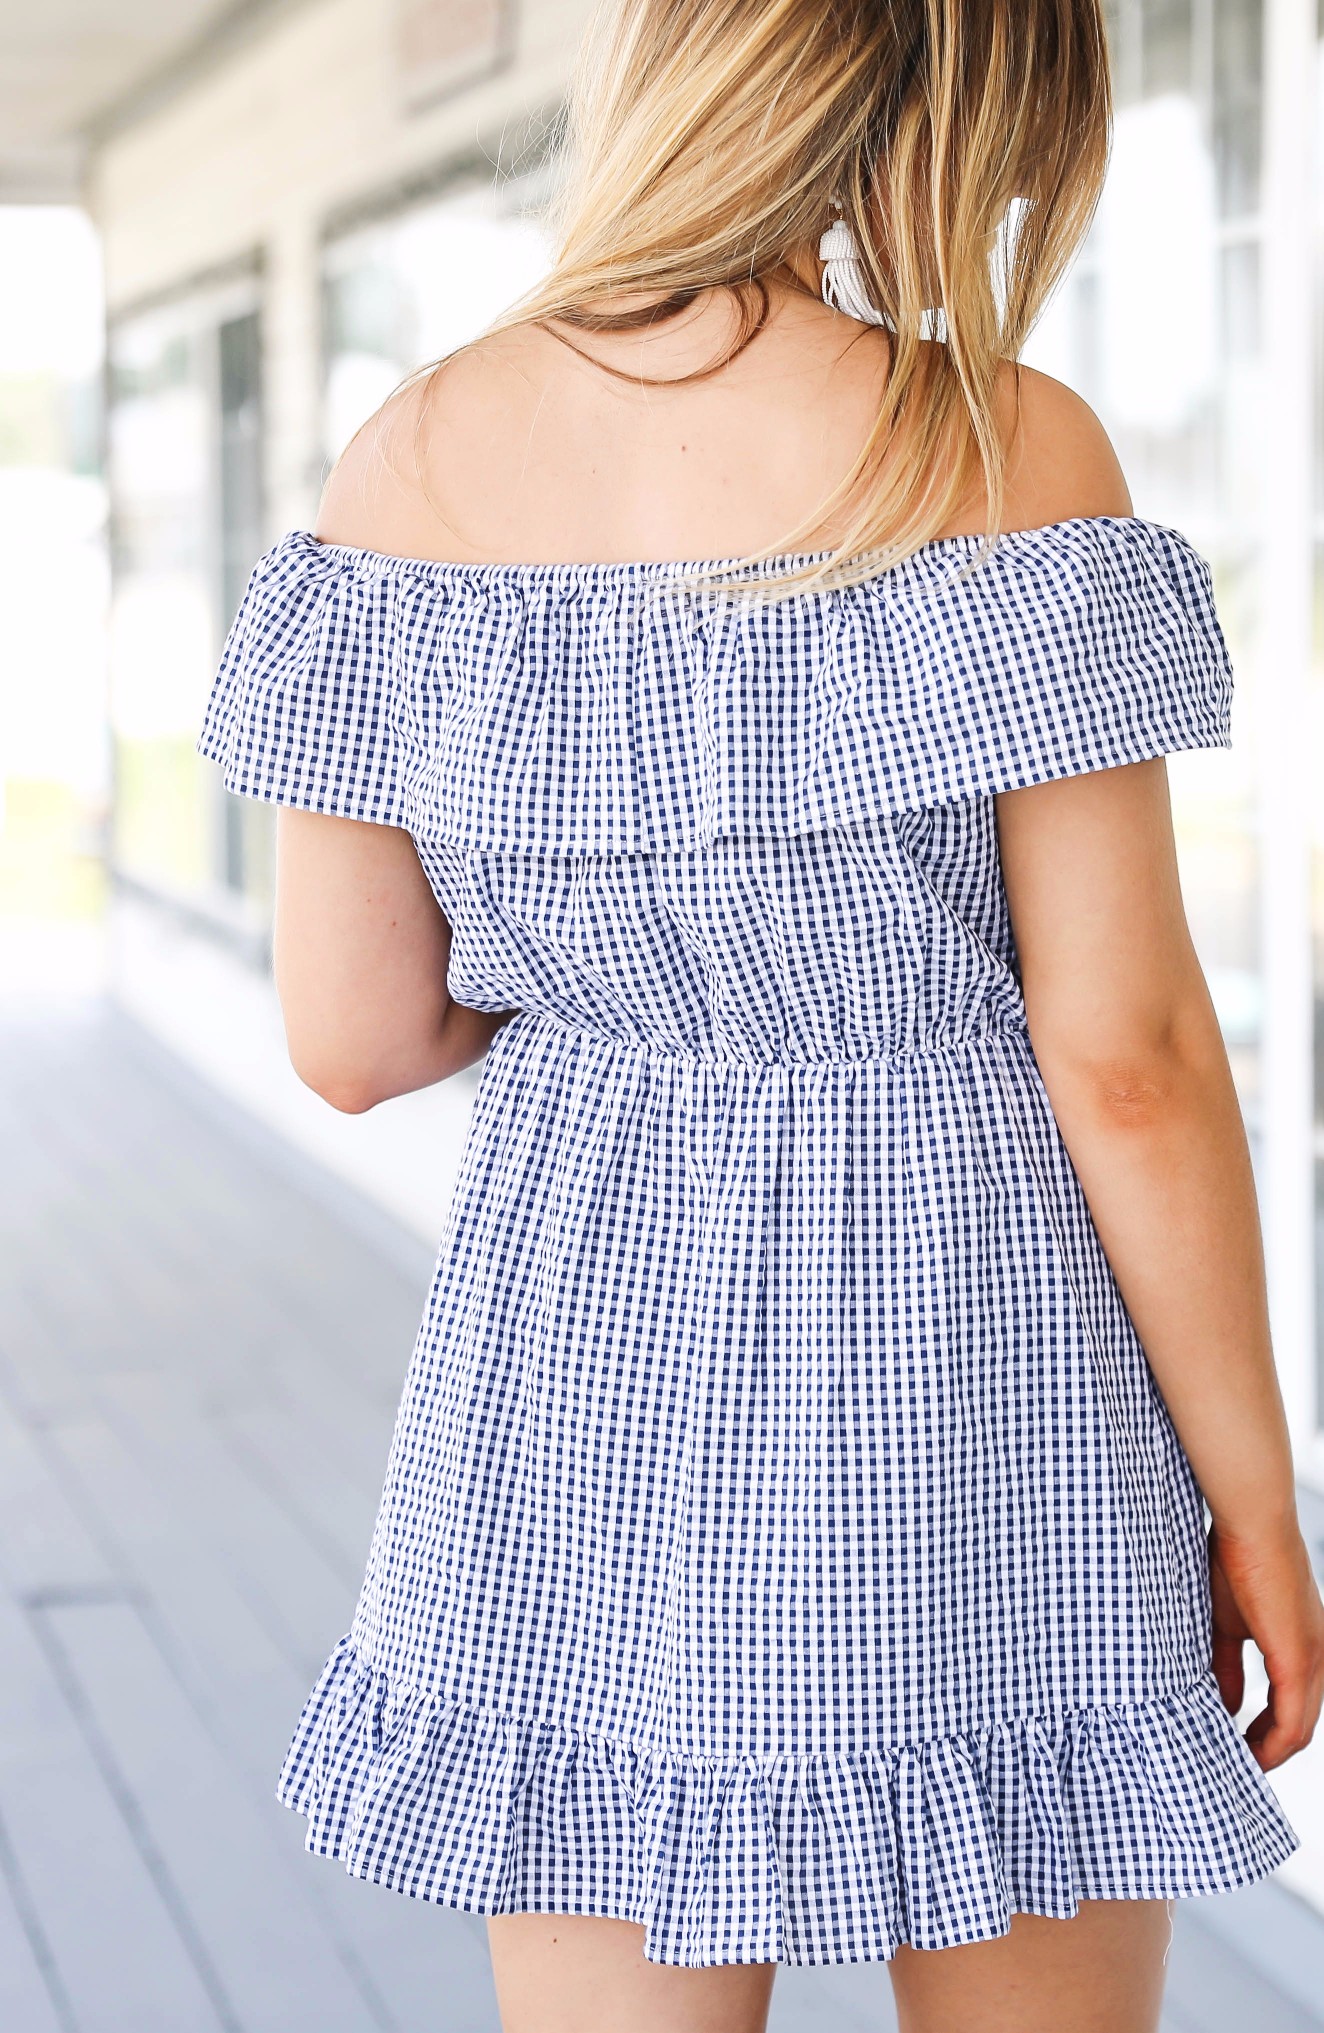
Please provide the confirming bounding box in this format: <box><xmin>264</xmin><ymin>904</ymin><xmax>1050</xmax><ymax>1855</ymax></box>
<box><xmin>274</xmin><ymin>1631</ymin><xmax>1299</xmax><ymax>1967</ymax></box>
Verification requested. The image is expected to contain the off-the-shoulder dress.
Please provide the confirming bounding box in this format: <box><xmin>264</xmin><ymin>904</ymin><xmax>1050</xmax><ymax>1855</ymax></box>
<box><xmin>196</xmin><ymin>513</ymin><xmax>1299</xmax><ymax>1967</ymax></box>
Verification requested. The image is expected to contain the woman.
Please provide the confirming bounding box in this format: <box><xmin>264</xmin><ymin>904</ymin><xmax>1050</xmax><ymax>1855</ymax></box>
<box><xmin>196</xmin><ymin>1</ymin><xmax>1322</xmax><ymax>2028</ymax></box>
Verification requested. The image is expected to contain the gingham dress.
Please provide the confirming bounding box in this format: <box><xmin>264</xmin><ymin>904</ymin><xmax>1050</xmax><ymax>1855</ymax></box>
<box><xmin>195</xmin><ymin>512</ymin><xmax>1299</xmax><ymax>1967</ymax></box>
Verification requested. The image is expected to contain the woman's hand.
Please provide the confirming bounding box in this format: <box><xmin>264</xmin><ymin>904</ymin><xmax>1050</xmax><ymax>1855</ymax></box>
<box><xmin>1207</xmin><ymin>1514</ymin><xmax>1324</xmax><ymax>1771</ymax></box>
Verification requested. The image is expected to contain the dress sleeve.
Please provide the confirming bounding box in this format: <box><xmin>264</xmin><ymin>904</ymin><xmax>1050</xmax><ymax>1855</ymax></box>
<box><xmin>195</xmin><ymin>532</ymin><xmax>414</xmax><ymax>829</ymax></box>
<box><xmin>867</xmin><ymin>516</ymin><xmax>1236</xmax><ymax>813</ymax></box>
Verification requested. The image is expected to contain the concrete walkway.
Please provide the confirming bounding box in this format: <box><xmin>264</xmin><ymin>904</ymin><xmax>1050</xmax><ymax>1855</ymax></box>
<box><xmin>0</xmin><ymin>993</ymin><xmax>1318</xmax><ymax>2031</ymax></box>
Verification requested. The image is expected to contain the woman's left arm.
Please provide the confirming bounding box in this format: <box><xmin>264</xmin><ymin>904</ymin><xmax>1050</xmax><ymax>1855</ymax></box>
<box><xmin>996</xmin><ymin>757</ymin><xmax>1324</xmax><ymax>1766</ymax></box>
<box><xmin>994</xmin><ymin>757</ymin><xmax>1297</xmax><ymax>1536</ymax></box>
<box><xmin>273</xmin><ymin>806</ymin><xmax>517</xmax><ymax>1111</ymax></box>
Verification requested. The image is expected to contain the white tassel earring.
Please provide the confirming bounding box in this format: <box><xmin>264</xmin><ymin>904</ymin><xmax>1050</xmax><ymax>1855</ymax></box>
<box><xmin>818</xmin><ymin>193</ymin><xmax>888</xmax><ymax>326</ymax></box>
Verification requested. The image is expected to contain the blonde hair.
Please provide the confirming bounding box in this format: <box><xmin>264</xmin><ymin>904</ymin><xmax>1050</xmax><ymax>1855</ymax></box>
<box><xmin>384</xmin><ymin>0</ymin><xmax>1112</xmax><ymax>601</ymax></box>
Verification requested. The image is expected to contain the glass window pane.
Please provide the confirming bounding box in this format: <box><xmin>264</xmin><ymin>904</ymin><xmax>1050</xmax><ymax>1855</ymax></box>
<box><xmin>108</xmin><ymin>279</ymin><xmax>266</xmax><ymax>914</ymax></box>
<box><xmin>1142</xmin><ymin>0</ymin><xmax>1194</xmax><ymax>98</ymax></box>
<box><xmin>1216</xmin><ymin>238</ymin><xmax>1265</xmax><ymax>528</ymax></box>
<box><xmin>321</xmin><ymin>165</ymin><xmax>558</xmax><ymax>467</ymax></box>
<box><xmin>1213</xmin><ymin>0</ymin><xmax>1263</xmax><ymax>219</ymax></box>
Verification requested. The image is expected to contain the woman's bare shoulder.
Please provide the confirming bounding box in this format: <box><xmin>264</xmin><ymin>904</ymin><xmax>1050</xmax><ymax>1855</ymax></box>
<box><xmin>854</xmin><ymin>350</ymin><xmax>1134</xmax><ymax>543</ymax></box>
<box><xmin>313</xmin><ymin>334</ymin><xmax>1134</xmax><ymax>562</ymax></box>
<box><xmin>994</xmin><ymin>360</ymin><xmax>1134</xmax><ymax>533</ymax></box>
<box><xmin>313</xmin><ymin>327</ymin><xmax>559</xmax><ymax>562</ymax></box>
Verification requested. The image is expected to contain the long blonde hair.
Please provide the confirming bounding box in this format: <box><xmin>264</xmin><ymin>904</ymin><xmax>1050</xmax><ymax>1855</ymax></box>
<box><xmin>384</xmin><ymin>0</ymin><xmax>1112</xmax><ymax>600</ymax></box>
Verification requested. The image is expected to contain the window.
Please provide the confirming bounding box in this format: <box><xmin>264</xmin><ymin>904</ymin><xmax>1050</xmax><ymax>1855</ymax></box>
<box><xmin>321</xmin><ymin>159</ymin><xmax>558</xmax><ymax>468</ymax></box>
<box><xmin>107</xmin><ymin>264</ymin><xmax>266</xmax><ymax>917</ymax></box>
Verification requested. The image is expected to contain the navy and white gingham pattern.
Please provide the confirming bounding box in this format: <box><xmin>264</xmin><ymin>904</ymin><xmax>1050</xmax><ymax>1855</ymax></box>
<box><xmin>198</xmin><ymin>515</ymin><xmax>1234</xmax><ymax>854</ymax></box>
<box><xmin>196</xmin><ymin>513</ymin><xmax>1298</xmax><ymax>1966</ymax></box>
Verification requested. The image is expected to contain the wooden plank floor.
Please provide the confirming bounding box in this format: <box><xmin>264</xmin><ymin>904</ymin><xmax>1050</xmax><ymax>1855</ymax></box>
<box><xmin>0</xmin><ymin>992</ymin><xmax>1317</xmax><ymax>2032</ymax></box>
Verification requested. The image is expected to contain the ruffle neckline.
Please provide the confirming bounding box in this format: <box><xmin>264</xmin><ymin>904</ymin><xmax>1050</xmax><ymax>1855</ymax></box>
<box><xmin>291</xmin><ymin>512</ymin><xmax>1195</xmax><ymax>586</ymax></box>
<box><xmin>276</xmin><ymin>1631</ymin><xmax>1299</xmax><ymax>1968</ymax></box>
<box><xmin>200</xmin><ymin>509</ymin><xmax>1235</xmax><ymax>855</ymax></box>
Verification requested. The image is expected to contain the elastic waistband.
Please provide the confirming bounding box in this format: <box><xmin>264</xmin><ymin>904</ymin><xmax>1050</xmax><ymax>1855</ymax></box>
<box><xmin>504</xmin><ymin>1011</ymin><xmax>1031</xmax><ymax>1071</ymax></box>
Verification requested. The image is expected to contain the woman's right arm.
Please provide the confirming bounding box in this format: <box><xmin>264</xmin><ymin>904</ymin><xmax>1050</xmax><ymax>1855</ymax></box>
<box><xmin>996</xmin><ymin>751</ymin><xmax>1324</xmax><ymax>1773</ymax></box>
<box><xmin>272</xmin><ymin>806</ymin><xmax>520</xmax><ymax>1109</ymax></box>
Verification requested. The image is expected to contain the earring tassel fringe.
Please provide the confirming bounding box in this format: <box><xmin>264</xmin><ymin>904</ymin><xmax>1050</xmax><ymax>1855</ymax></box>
<box><xmin>818</xmin><ymin>216</ymin><xmax>888</xmax><ymax>328</ymax></box>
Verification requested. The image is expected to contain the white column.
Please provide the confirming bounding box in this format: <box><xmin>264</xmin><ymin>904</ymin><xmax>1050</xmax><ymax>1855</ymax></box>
<box><xmin>1259</xmin><ymin>0</ymin><xmax>1318</xmax><ymax>1468</ymax></box>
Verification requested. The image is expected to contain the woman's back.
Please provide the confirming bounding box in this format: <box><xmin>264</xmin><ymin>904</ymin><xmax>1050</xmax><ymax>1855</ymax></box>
<box><xmin>314</xmin><ymin>285</ymin><xmax>1130</xmax><ymax>572</ymax></box>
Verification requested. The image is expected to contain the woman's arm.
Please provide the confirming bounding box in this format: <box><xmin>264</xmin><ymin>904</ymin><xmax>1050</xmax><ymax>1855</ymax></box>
<box><xmin>273</xmin><ymin>807</ymin><xmax>517</xmax><ymax>1110</ymax></box>
<box><xmin>996</xmin><ymin>756</ymin><xmax>1324</xmax><ymax>1770</ymax></box>
<box><xmin>997</xmin><ymin>759</ymin><xmax>1296</xmax><ymax>1533</ymax></box>
<box><xmin>267</xmin><ymin>419</ymin><xmax>522</xmax><ymax>1112</ymax></box>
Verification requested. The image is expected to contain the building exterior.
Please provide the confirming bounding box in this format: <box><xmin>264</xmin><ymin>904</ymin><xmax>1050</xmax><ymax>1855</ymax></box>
<box><xmin>85</xmin><ymin>0</ymin><xmax>1324</xmax><ymax>1935</ymax></box>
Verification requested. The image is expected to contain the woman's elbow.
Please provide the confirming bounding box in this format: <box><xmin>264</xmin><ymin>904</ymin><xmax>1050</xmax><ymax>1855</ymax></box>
<box><xmin>290</xmin><ymin>1050</ymin><xmax>386</xmax><ymax>1114</ymax></box>
<box><xmin>1034</xmin><ymin>1024</ymin><xmax>1229</xmax><ymax>1134</ymax></box>
<box><xmin>278</xmin><ymin>984</ymin><xmax>455</xmax><ymax>1111</ymax></box>
<box><xmin>285</xmin><ymin>1018</ymin><xmax>454</xmax><ymax>1111</ymax></box>
<box><xmin>283</xmin><ymin>1022</ymin><xmax>391</xmax><ymax>1113</ymax></box>
<box><xmin>1069</xmin><ymin>1055</ymin><xmax>1188</xmax><ymax>1130</ymax></box>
